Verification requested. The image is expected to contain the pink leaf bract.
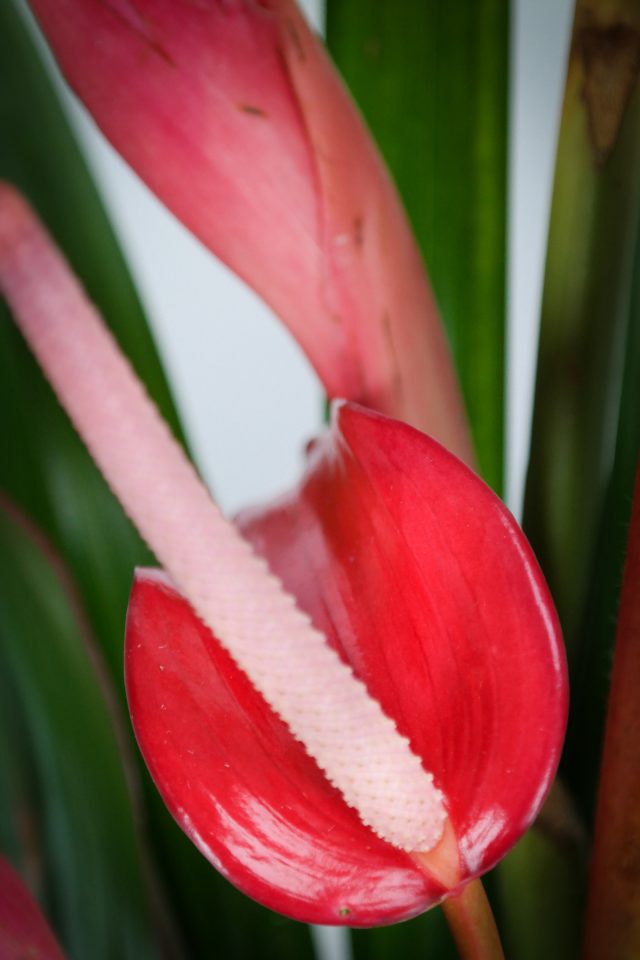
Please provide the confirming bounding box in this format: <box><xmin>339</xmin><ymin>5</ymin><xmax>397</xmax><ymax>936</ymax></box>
<box><xmin>0</xmin><ymin>857</ymin><xmax>66</xmax><ymax>960</ymax></box>
<box><xmin>27</xmin><ymin>0</ymin><xmax>472</xmax><ymax>461</ymax></box>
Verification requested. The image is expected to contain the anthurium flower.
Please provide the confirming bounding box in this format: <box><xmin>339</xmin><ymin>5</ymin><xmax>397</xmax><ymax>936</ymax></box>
<box><xmin>0</xmin><ymin>857</ymin><xmax>66</xmax><ymax>960</ymax></box>
<box><xmin>27</xmin><ymin>0</ymin><xmax>473</xmax><ymax>465</ymax></box>
<box><xmin>0</xmin><ymin>186</ymin><xmax>567</xmax><ymax>927</ymax></box>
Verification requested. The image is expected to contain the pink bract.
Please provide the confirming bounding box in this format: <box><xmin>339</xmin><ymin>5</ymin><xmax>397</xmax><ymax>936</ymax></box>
<box><xmin>27</xmin><ymin>0</ymin><xmax>473</xmax><ymax>463</ymax></box>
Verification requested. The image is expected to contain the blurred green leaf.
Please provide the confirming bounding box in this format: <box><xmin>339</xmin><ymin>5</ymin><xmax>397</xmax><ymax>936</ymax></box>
<box><xmin>0</xmin><ymin>5</ymin><xmax>314</xmax><ymax>957</ymax></box>
<box><xmin>0</xmin><ymin>503</ymin><xmax>161</xmax><ymax>960</ymax></box>
<box><xmin>524</xmin><ymin>0</ymin><xmax>640</xmax><ymax>658</ymax></box>
<box><xmin>0</xmin><ymin>666</ymin><xmax>35</xmax><ymax>866</ymax></box>
<box><xmin>523</xmin><ymin>0</ymin><xmax>640</xmax><ymax>826</ymax></box>
<box><xmin>350</xmin><ymin>907</ymin><xmax>457</xmax><ymax>960</ymax></box>
<box><xmin>496</xmin><ymin>830</ymin><xmax>584</xmax><ymax>960</ymax></box>
<box><xmin>565</xmin><ymin>193</ymin><xmax>640</xmax><ymax>821</ymax></box>
<box><xmin>327</xmin><ymin>0</ymin><xmax>509</xmax><ymax>492</ymax></box>
<box><xmin>0</xmin><ymin>0</ymin><xmax>184</xmax><ymax>680</ymax></box>
<box><xmin>517</xmin><ymin>4</ymin><xmax>640</xmax><ymax>957</ymax></box>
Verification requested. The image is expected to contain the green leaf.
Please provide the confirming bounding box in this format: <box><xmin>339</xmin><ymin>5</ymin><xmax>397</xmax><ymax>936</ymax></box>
<box><xmin>523</xmin><ymin>0</ymin><xmax>640</xmax><ymax>828</ymax></box>
<box><xmin>0</xmin><ymin>0</ymin><xmax>184</xmax><ymax>680</ymax></box>
<box><xmin>0</xmin><ymin>5</ymin><xmax>314</xmax><ymax>957</ymax></box>
<box><xmin>524</xmin><ymin>0</ymin><xmax>640</xmax><ymax>656</ymax></box>
<box><xmin>565</xmin><ymin>193</ymin><xmax>640</xmax><ymax>820</ymax></box>
<box><xmin>496</xmin><ymin>831</ymin><xmax>584</xmax><ymax>960</ymax></box>
<box><xmin>351</xmin><ymin>908</ymin><xmax>458</xmax><ymax>960</ymax></box>
<box><xmin>517</xmin><ymin>4</ymin><xmax>640</xmax><ymax>956</ymax></box>
<box><xmin>0</xmin><ymin>503</ymin><xmax>161</xmax><ymax>960</ymax></box>
<box><xmin>326</xmin><ymin>0</ymin><xmax>509</xmax><ymax>492</ymax></box>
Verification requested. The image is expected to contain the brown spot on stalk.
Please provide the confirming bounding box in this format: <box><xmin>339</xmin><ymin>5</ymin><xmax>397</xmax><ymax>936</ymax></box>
<box><xmin>353</xmin><ymin>216</ymin><xmax>364</xmax><ymax>250</ymax></box>
<box><xmin>382</xmin><ymin>310</ymin><xmax>404</xmax><ymax>407</ymax></box>
<box><xmin>238</xmin><ymin>104</ymin><xmax>267</xmax><ymax>118</ymax></box>
<box><xmin>578</xmin><ymin>22</ymin><xmax>640</xmax><ymax>164</ymax></box>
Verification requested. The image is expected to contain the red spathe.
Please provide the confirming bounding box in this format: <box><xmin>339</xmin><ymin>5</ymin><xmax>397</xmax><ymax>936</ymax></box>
<box><xmin>125</xmin><ymin>403</ymin><xmax>567</xmax><ymax>926</ymax></box>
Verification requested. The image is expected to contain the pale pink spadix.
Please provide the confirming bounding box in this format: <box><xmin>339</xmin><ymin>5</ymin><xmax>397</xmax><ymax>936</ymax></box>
<box><xmin>0</xmin><ymin>184</ymin><xmax>446</xmax><ymax>853</ymax></box>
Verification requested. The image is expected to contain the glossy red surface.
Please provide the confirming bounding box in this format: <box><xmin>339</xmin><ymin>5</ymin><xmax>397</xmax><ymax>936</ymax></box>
<box><xmin>0</xmin><ymin>857</ymin><xmax>66</xmax><ymax>960</ymax></box>
<box><xmin>126</xmin><ymin>403</ymin><xmax>567</xmax><ymax>925</ymax></box>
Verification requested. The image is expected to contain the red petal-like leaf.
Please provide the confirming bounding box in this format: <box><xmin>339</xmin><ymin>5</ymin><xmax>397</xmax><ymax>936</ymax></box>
<box><xmin>127</xmin><ymin>570</ymin><xmax>441</xmax><ymax>927</ymax></box>
<box><xmin>0</xmin><ymin>858</ymin><xmax>66</xmax><ymax>960</ymax></box>
<box><xmin>126</xmin><ymin>403</ymin><xmax>567</xmax><ymax>925</ymax></box>
<box><xmin>27</xmin><ymin>0</ymin><xmax>472</xmax><ymax>461</ymax></box>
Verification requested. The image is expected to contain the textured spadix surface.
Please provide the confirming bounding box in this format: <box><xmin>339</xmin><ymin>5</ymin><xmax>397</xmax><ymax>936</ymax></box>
<box><xmin>0</xmin><ymin>185</ymin><xmax>445</xmax><ymax>857</ymax></box>
<box><xmin>126</xmin><ymin>403</ymin><xmax>567</xmax><ymax>926</ymax></box>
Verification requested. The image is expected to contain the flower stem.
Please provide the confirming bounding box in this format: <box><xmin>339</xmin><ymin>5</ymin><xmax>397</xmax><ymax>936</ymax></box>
<box><xmin>441</xmin><ymin>879</ymin><xmax>505</xmax><ymax>960</ymax></box>
<box><xmin>582</xmin><ymin>462</ymin><xmax>640</xmax><ymax>959</ymax></box>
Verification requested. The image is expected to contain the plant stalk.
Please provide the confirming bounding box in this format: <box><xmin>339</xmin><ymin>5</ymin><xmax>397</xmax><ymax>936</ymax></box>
<box><xmin>441</xmin><ymin>880</ymin><xmax>505</xmax><ymax>960</ymax></box>
<box><xmin>582</xmin><ymin>462</ymin><xmax>640</xmax><ymax>959</ymax></box>
<box><xmin>524</xmin><ymin>0</ymin><xmax>640</xmax><ymax>655</ymax></box>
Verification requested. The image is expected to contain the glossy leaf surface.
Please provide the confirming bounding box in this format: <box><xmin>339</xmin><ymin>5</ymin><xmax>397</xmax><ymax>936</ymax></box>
<box><xmin>0</xmin><ymin>857</ymin><xmax>66</xmax><ymax>960</ymax></box>
<box><xmin>27</xmin><ymin>0</ymin><xmax>472</xmax><ymax>461</ymax></box>
<box><xmin>126</xmin><ymin>403</ymin><xmax>567</xmax><ymax>926</ymax></box>
<box><xmin>327</xmin><ymin>0</ymin><xmax>509</xmax><ymax>493</ymax></box>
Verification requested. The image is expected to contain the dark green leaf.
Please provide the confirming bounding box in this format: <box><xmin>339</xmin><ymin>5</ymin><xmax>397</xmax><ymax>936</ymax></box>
<box><xmin>524</xmin><ymin>1</ymin><xmax>640</xmax><ymax>656</ymax></box>
<box><xmin>523</xmin><ymin>0</ymin><xmax>640</xmax><ymax>826</ymax></box>
<box><xmin>0</xmin><ymin>504</ymin><xmax>161</xmax><ymax>960</ymax></box>
<box><xmin>565</xmin><ymin>198</ymin><xmax>640</xmax><ymax>820</ymax></box>
<box><xmin>0</xmin><ymin>0</ymin><xmax>184</xmax><ymax>680</ymax></box>
<box><xmin>351</xmin><ymin>908</ymin><xmax>458</xmax><ymax>960</ymax></box>
<box><xmin>326</xmin><ymin>0</ymin><xmax>509</xmax><ymax>492</ymax></box>
<box><xmin>0</xmin><ymin>5</ymin><xmax>314</xmax><ymax>956</ymax></box>
<box><xmin>496</xmin><ymin>831</ymin><xmax>584</xmax><ymax>960</ymax></box>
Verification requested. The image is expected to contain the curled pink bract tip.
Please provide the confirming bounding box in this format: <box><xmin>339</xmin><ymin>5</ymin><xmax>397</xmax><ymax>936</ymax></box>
<box><xmin>27</xmin><ymin>0</ymin><xmax>474</xmax><ymax>463</ymax></box>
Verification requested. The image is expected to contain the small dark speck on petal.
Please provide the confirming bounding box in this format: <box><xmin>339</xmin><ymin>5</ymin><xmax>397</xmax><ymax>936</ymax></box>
<box><xmin>353</xmin><ymin>216</ymin><xmax>364</xmax><ymax>249</ymax></box>
<box><xmin>238</xmin><ymin>104</ymin><xmax>267</xmax><ymax>118</ymax></box>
